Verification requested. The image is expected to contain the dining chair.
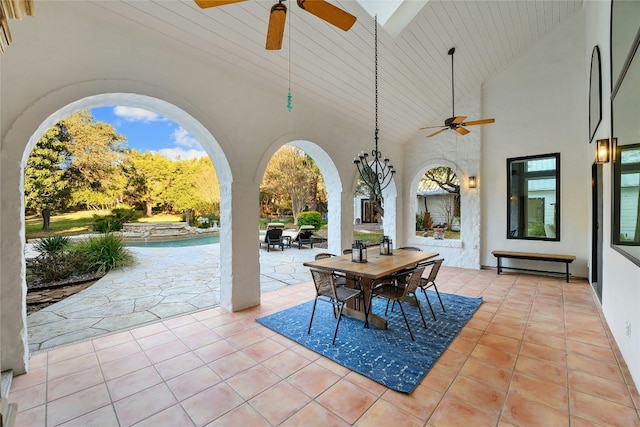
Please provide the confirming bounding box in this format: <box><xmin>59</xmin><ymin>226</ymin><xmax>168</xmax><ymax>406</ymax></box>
<box><xmin>308</xmin><ymin>268</ymin><xmax>365</xmax><ymax>344</ymax></box>
<box><xmin>314</xmin><ymin>253</ymin><xmax>348</xmax><ymax>287</ymax></box>
<box><xmin>418</xmin><ymin>259</ymin><xmax>446</xmax><ymax>315</ymax></box>
<box><xmin>369</xmin><ymin>266</ymin><xmax>426</xmax><ymax>341</ymax></box>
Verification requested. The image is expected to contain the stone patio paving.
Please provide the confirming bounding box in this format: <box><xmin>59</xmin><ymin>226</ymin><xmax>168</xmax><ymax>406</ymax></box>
<box><xmin>27</xmin><ymin>244</ymin><xmax>325</xmax><ymax>352</ymax></box>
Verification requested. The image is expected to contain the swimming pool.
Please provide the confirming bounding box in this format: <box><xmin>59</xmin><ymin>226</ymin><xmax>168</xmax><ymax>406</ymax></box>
<box><xmin>125</xmin><ymin>234</ymin><xmax>220</xmax><ymax>247</ymax></box>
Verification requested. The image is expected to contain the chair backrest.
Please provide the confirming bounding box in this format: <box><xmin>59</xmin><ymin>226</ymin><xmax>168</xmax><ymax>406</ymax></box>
<box><xmin>266</xmin><ymin>222</ymin><xmax>285</xmax><ymax>230</ymax></box>
<box><xmin>298</xmin><ymin>226</ymin><xmax>314</xmax><ymax>239</ymax></box>
<box><xmin>315</xmin><ymin>253</ymin><xmax>335</xmax><ymax>260</ymax></box>
<box><xmin>403</xmin><ymin>266</ymin><xmax>426</xmax><ymax>297</ymax></box>
<box><xmin>424</xmin><ymin>259</ymin><xmax>443</xmax><ymax>283</ymax></box>
<box><xmin>310</xmin><ymin>269</ymin><xmax>338</xmax><ymax>299</ymax></box>
<box><xmin>265</xmin><ymin>227</ymin><xmax>283</xmax><ymax>241</ymax></box>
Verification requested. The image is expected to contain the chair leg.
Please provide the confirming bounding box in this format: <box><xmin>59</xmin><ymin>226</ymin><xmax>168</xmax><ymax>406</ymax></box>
<box><xmin>397</xmin><ymin>302</ymin><xmax>415</xmax><ymax>341</ymax></box>
<box><xmin>414</xmin><ymin>295</ymin><xmax>428</xmax><ymax>329</ymax></box>
<box><xmin>421</xmin><ymin>288</ymin><xmax>437</xmax><ymax>320</ymax></box>
<box><xmin>361</xmin><ymin>294</ymin><xmax>369</xmax><ymax>329</ymax></box>
<box><xmin>307</xmin><ymin>298</ymin><xmax>318</xmax><ymax>334</ymax></box>
<box><xmin>332</xmin><ymin>303</ymin><xmax>344</xmax><ymax>345</ymax></box>
<box><xmin>433</xmin><ymin>285</ymin><xmax>446</xmax><ymax>312</ymax></box>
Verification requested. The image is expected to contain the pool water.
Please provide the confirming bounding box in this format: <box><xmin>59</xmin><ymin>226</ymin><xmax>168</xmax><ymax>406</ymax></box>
<box><xmin>125</xmin><ymin>234</ymin><xmax>220</xmax><ymax>247</ymax></box>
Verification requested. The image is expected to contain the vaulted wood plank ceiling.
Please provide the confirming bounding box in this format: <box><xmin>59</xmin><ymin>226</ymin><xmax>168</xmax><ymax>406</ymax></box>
<box><xmin>67</xmin><ymin>0</ymin><xmax>583</xmax><ymax>146</ymax></box>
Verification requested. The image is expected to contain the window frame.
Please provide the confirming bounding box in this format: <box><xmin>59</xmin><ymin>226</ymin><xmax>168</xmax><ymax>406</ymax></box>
<box><xmin>506</xmin><ymin>152</ymin><xmax>561</xmax><ymax>242</ymax></box>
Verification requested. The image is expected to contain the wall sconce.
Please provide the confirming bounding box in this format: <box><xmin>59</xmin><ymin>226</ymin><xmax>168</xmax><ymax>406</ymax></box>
<box><xmin>468</xmin><ymin>176</ymin><xmax>477</xmax><ymax>188</ymax></box>
<box><xmin>596</xmin><ymin>138</ymin><xmax>610</xmax><ymax>163</ymax></box>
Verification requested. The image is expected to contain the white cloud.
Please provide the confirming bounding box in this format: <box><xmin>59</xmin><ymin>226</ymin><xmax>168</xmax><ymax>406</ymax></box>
<box><xmin>171</xmin><ymin>126</ymin><xmax>200</xmax><ymax>148</ymax></box>
<box><xmin>113</xmin><ymin>106</ymin><xmax>164</xmax><ymax>123</ymax></box>
<box><xmin>156</xmin><ymin>148</ymin><xmax>207</xmax><ymax>161</ymax></box>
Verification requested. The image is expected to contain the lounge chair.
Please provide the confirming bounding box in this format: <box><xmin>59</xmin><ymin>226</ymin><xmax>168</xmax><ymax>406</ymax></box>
<box><xmin>260</xmin><ymin>227</ymin><xmax>285</xmax><ymax>251</ymax></box>
<box><xmin>283</xmin><ymin>225</ymin><xmax>315</xmax><ymax>249</ymax></box>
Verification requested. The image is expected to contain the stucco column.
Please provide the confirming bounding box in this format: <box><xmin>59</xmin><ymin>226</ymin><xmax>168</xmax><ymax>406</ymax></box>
<box><xmin>218</xmin><ymin>180</ymin><xmax>261</xmax><ymax>312</ymax></box>
<box><xmin>0</xmin><ymin>156</ymin><xmax>29</xmax><ymax>375</ymax></box>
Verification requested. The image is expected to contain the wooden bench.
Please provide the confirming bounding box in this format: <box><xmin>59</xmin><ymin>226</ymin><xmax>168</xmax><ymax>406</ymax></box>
<box><xmin>492</xmin><ymin>250</ymin><xmax>576</xmax><ymax>282</ymax></box>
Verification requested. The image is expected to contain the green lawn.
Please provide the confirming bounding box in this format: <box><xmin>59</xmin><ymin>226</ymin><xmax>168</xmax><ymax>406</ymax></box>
<box><xmin>25</xmin><ymin>210</ymin><xmax>183</xmax><ymax>240</ymax></box>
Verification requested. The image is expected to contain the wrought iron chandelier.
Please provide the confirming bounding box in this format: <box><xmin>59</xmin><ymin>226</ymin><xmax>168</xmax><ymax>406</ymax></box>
<box><xmin>354</xmin><ymin>15</ymin><xmax>395</xmax><ymax>204</ymax></box>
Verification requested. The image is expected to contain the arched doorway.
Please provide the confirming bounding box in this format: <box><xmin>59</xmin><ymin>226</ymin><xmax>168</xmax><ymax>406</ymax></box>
<box><xmin>1</xmin><ymin>92</ymin><xmax>232</xmax><ymax>373</ymax></box>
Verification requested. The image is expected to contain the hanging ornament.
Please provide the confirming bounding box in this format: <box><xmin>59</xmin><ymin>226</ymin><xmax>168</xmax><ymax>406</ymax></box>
<box><xmin>287</xmin><ymin>91</ymin><xmax>293</xmax><ymax>111</ymax></box>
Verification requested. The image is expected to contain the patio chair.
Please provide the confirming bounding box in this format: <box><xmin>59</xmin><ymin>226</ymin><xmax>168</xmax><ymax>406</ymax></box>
<box><xmin>369</xmin><ymin>266</ymin><xmax>426</xmax><ymax>341</ymax></box>
<box><xmin>308</xmin><ymin>268</ymin><xmax>365</xmax><ymax>345</ymax></box>
<box><xmin>314</xmin><ymin>253</ymin><xmax>350</xmax><ymax>287</ymax></box>
<box><xmin>260</xmin><ymin>227</ymin><xmax>285</xmax><ymax>251</ymax></box>
<box><xmin>418</xmin><ymin>258</ymin><xmax>446</xmax><ymax>315</ymax></box>
<box><xmin>284</xmin><ymin>225</ymin><xmax>315</xmax><ymax>249</ymax></box>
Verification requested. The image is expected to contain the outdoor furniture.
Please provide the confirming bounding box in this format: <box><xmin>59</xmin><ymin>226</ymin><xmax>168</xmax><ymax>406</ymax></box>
<box><xmin>418</xmin><ymin>258</ymin><xmax>446</xmax><ymax>320</ymax></box>
<box><xmin>369</xmin><ymin>266</ymin><xmax>427</xmax><ymax>341</ymax></box>
<box><xmin>283</xmin><ymin>225</ymin><xmax>315</xmax><ymax>249</ymax></box>
<box><xmin>492</xmin><ymin>250</ymin><xmax>575</xmax><ymax>282</ymax></box>
<box><xmin>303</xmin><ymin>249</ymin><xmax>438</xmax><ymax>330</ymax></box>
<box><xmin>308</xmin><ymin>268</ymin><xmax>365</xmax><ymax>345</ymax></box>
<box><xmin>261</xmin><ymin>227</ymin><xmax>285</xmax><ymax>251</ymax></box>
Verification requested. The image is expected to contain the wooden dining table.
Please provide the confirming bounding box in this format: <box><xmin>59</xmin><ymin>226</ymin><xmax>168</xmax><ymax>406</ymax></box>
<box><xmin>303</xmin><ymin>249</ymin><xmax>439</xmax><ymax>329</ymax></box>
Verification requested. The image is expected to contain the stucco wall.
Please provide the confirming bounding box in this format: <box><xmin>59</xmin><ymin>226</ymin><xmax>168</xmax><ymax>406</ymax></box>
<box><xmin>584</xmin><ymin>0</ymin><xmax>640</xmax><ymax>390</ymax></box>
<box><xmin>0</xmin><ymin>2</ymin><xmax>402</xmax><ymax>373</ymax></box>
<box><xmin>480</xmin><ymin>10</ymin><xmax>589</xmax><ymax>279</ymax></box>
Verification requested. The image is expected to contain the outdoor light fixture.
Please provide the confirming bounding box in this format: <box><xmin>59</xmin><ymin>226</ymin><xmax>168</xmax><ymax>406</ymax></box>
<box><xmin>468</xmin><ymin>176</ymin><xmax>477</xmax><ymax>188</ymax></box>
<box><xmin>596</xmin><ymin>138</ymin><xmax>610</xmax><ymax>164</ymax></box>
<box><xmin>353</xmin><ymin>15</ymin><xmax>395</xmax><ymax>203</ymax></box>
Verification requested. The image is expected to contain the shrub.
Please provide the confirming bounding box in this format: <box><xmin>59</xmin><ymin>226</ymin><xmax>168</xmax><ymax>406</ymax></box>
<box><xmin>297</xmin><ymin>211</ymin><xmax>322</xmax><ymax>230</ymax></box>
<box><xmin>92</xmin><ymin>208</ymin><xmax>139</xmax><ymax>233</ymax></box>
<box><xmin>74</xmin><ymin>234</ymin><xmax>133</xmax><ymax>273</ymax></box>
<box><xmin>527</xmin><ymin>222</ymin><xmax>545</xmax><ymax>237</ymax></box>
<box><xmin>33</xmin><ymin>235</ymin><xmax>71</xmax><ymax>256</ymax></box>
<box><xmin>111</xmin><ymin>207</ymin><xmax>139</xmax><ymax>223</ymax></box>
<box><xmin>27</xmin><ymin>251</ymin><xmax>91</xmax><ymax>285</ymax></box>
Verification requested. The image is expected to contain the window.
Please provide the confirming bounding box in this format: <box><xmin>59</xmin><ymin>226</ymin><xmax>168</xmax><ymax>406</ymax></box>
<box><xmin>507</xmin><ymin>153</ymin><xmax>560</xmax><ymax>241</ymax></box>
<box><xmin>611</xmin><ymin>0</ymin><xmax>640</xmax><ymax>264</ymax></box>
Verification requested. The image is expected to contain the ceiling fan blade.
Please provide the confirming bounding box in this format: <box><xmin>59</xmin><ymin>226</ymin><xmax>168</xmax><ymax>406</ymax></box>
<box><xmin>419</xmin><ymin>125</ymin><xmax>446</xmax><ymax>130</ymax></box>
<box><xmin>455</xmin><ymin>126</ymin><xmax>470</xmax><ymax>136</ymax></box>
<box><xmin>296</xmin><ymin>0</ymin><xmax>356</xmax><ymax>31</ymax></box>
<box><xmin>461</xmin><ymin>118</ymin><xmax>496</xmax><ymax>126</ymax></box>
<box><xmin>427</xmin><ymin>128</ymin><xmax>447</xmax><ymax>138</ymax></box>
<box><xmin>452</xmin><ymin>116</ymin><xmax>466</xmax><ymax>125</ymax></box>
<box><xmin>266</xmin><ymin>2</ymin><xmax>287</xmax><ymax>50</ymax></box>
<box><xmin>195</xmin><ymin>0</ymin><xmax>246</xmax><ymax>8</ymax></box>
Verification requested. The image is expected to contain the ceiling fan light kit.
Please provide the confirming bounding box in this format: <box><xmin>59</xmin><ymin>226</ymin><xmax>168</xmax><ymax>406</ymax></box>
<box><xmin>421</xmin><ymin>47</ymin><xmax>495</xmax><ymax>137</ymax></box>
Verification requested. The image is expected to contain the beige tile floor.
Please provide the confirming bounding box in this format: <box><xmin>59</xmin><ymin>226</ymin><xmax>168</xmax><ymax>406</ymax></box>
<box><xmin>11</xmin><ymin>267</ymin><xmax>640</xmax><ymax>426</ymax></box>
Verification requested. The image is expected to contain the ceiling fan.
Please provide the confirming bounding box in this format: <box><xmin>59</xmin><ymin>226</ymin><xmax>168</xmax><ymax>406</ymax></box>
<box><xmin>420</xmin><ymin>47</ymin><xmax>495</xmax><ymax>138</ymax></box>
<box><xmin>195</xmin><ymin>0</ymin><xmax>357</xmax><ymax>50</ymax></box>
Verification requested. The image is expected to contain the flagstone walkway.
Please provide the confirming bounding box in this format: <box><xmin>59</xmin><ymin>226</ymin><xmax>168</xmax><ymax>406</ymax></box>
<box><xmin>27</xmin><ymin>244</ymin><xmax>325</xmax><ymax>352</ymax></box>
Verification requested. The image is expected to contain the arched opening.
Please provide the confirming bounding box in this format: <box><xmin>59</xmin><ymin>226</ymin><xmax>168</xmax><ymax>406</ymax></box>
<box><xmin>23</xmin><ymin>105</ymin><xmax>228</xmax><ymax>350</ymax></box>
<box><xmin>2</xmin><ymin>92</ymin><xmax>232</xmax><ymax>371</ymax></box>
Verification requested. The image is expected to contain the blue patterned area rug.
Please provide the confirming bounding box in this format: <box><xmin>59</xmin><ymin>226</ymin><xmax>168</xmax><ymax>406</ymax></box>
<box><xmin>256</xmin><ymin>291</ymin><xmax>482</xmax><ymax>393</ymax></box>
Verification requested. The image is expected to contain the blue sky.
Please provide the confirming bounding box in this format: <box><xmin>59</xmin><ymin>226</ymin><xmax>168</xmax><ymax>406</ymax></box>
<box><xmin>91</xmin><ymin>106</ymin><xmax>207</xmax><ymax>160</ymax></box>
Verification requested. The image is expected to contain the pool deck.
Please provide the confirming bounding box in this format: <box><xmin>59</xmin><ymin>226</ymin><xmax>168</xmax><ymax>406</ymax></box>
<box><xmin>26</xmin><ymin>244</ymin><xmax>326</xmax><ymax>352</ymax></box>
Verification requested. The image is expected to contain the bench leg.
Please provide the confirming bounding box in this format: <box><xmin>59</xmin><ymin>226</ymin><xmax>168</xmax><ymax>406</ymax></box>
<box><xmin>496</xmin><ymin>257</ymin><xmax>502</xmax><ymax>275</ymax></box>
<box><xmin>565</xmin><ymin>262</ymin><xmax>570</xmax><ymax>282</ymax></box>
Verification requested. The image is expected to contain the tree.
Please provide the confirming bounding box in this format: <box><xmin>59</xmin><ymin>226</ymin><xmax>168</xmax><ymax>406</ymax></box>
<box><xmin>61</xmin><ymin>111</ymin><xmax>127</xmax><ymax>209</ymax></box>
<box><xmin>122</xmin><ymin>150</ymin><xmax>174</xmax><ymax>216</ymax></box>
<box><xmin>261</xmin><ymin>145</ymin><xmax>325</xmax><ymax>223</ymax></box>
<box><xmin>24</xmin><ymin>126</ymin><xmax>71</xmax><ymax>230</ymax></box>
<box><xmin>421</xmin><ymin>166</ymin><xmax>461</xmax><ymax>219</ymax></box>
